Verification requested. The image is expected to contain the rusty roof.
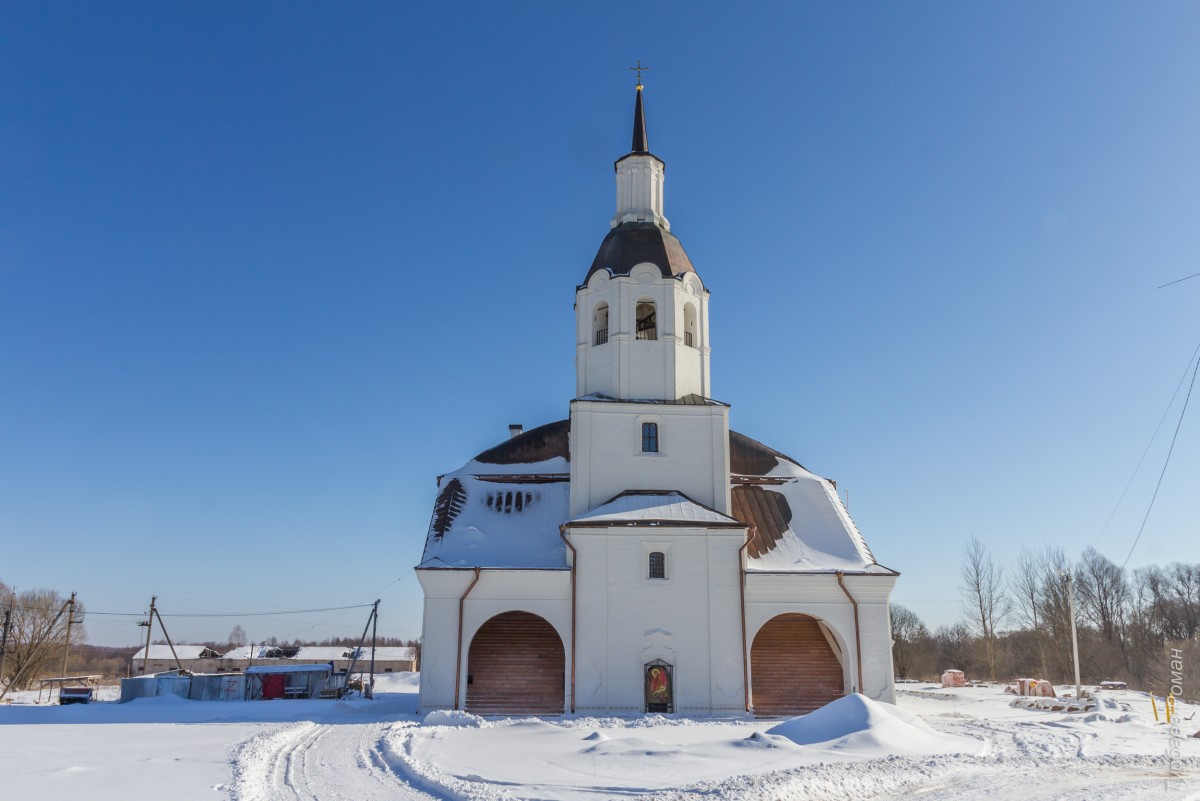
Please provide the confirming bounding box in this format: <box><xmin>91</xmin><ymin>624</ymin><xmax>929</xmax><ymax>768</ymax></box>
<box><xmin>731</xmin><ymin>485</ymin><xmax>793</xmax><ymax>558</ymax></box>
<box><xmin>730</xmin><ymin>430</ymin><xmax>805</xmax><ymax>475</ymax></box>
<box><xmin>467</xmin><ymin>420</ymin><xmax>797</xmax><ymax>473</ymax></box>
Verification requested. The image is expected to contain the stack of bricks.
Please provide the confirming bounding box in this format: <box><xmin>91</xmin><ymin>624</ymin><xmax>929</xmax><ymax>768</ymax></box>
<box><xmin>751</xmin><ymin>613</ymin><xmax>844</xmax><ymax>715</ymax></box>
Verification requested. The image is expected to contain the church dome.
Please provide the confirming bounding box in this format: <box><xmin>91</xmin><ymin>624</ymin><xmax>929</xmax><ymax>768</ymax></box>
<box><xmin>582</xmin><ymin>221</ymin><xmax>697</xmax><ymax>287</ymax></box>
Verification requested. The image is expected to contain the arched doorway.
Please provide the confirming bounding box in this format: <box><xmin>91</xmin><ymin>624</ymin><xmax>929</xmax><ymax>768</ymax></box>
<box><xmin>466</xmin><ymin>611</ymin><xmax>564</xmax><ymax>715</ymax></box>
<box><xmin>750</xmin><ymin>613</ymin><xmax>844</xmax><ymax>715</ymax></box>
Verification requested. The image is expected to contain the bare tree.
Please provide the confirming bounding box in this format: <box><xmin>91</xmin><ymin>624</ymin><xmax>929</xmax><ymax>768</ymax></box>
<box><xmin>933</xmin><ymin>621</ymin><xmax>976</xmax><ymax>675</ymax></box>
<box><xmin>960</xmin><ymin>535</ymin><xmax>1010</xmax><ymax>680</ymax></box>
<box><xmin>890</xmin><ymin>603</ymin><xmax>932</xmax><ymax>679</ymax></box>
<box><xmin>0</xmin><ymin>589</ymin><xmax>86</xmax><ymax>699</ymax></box>
<box><xmin>1009</xmin><ymin>547</ymin><xmax>1050</xmax><ymax>677</ymax></box>
<box><xmin>1076</xmin><ymin>547</ymin><xmax>1129</xmax><ymax>645</ymax></box>
<box><xmin>1035</xmin><ymin>547</ymin><xmax>1078</xmax><ymax>679</ymax></box>
<box><xmin>228</xmin><ymin>625</ymin><xmax>248</xmax><ymax>647</ymax></box>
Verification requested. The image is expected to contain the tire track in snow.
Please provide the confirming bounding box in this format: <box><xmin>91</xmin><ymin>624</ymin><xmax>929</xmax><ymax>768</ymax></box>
<box><xmin>229</xmin><ymin>721</ymin><xmax>440</xmax><ymax>800</ymax></box>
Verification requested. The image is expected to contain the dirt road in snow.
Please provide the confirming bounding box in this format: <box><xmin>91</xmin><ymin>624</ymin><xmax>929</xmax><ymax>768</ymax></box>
<box><xmin>229</xmin><ymin>721</ymin><xmax>437</xmax><ymax>801</ymax></box>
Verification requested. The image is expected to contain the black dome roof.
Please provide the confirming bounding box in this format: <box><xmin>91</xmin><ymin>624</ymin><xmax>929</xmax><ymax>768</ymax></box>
<box><xmin>582</xmin><ymin>222</ymin><xmax>697</xmax><ymax>287</ymax></box>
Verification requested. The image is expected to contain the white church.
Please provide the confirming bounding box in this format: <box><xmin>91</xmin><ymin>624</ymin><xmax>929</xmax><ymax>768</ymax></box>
<box><xmin>416</xmin><ymin>80</ymin><xmax>898</xmax><ymax>716</ymax></box>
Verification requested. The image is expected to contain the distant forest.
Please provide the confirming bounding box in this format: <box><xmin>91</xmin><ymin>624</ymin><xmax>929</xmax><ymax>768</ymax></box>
<box><xmin>893</xmin><ymin>539</ymin><xmax>1199</xmax><ymax>701</ymax></box>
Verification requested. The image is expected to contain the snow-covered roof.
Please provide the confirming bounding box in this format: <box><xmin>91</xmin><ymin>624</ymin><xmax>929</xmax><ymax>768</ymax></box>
<box><xmin>361</xmin><ymin>647</ymin><xmax>417</xmax><ymax>661</ymax></box>
<box><xmin>291</xmin><ymin>647</ymin><xmax>354</xmax><ymax>660</ymax></box>
<box><xmin>569</xmin><ymin>491</ymin><xmax>744</xmax><ymax>527</ymax></box>
<box><xmin>220</xmin><ymin>645</ymin><xmax>416</xmax><ymax>661</ymax></box>
<box><xmin>131</xmin><ymin>645</ymin><xmax>223</xmax><ymax>661</ymax></box>
<box><xmin>418</xmin><ymin>421</ymin><xmax>892</xmax><ymax>575</ymax></box>
<box><xmin>246</xmin><ymin>663</ymin><xmax>332</xmax><ymax>674</ymax></box>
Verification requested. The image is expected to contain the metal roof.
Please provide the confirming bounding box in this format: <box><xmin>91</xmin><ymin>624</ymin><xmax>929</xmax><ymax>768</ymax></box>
<box><xmin>568</xmin><ymin>490</ymin><xmax>745</xmax><ymax>528</ymax></box>
<box><xmin>582</xmin><ymin>221</ymin><xmax>697</xmax><ymax>286</ymax></box>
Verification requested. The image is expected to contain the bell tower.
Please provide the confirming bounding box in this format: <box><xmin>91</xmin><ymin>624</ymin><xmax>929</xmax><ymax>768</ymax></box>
<box><xmin>574</xmin><ymin>80</ymin><xmax>712</xmax><ymax>402</ymax></box>
<box><xmin>569</xmin><ymin>75</ymin><xmax>729</xmax><ymax>518</ymax></box>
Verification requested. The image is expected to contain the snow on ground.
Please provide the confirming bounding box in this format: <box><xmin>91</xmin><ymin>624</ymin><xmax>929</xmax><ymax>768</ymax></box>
<box><xmin>2</xmin><ymin>675</ymin><xmax>1199</xmax><ymax>800</ymax></box>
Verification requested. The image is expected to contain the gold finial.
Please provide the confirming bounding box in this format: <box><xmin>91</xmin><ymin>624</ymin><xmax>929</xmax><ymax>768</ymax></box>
<box><xmin>629</xmin><ymin>60</ymin><xmax>649</xmax><ymax>90</ymax></box>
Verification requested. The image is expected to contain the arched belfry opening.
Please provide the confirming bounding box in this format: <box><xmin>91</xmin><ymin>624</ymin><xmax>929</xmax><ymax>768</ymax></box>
<box><xmin>593</xmin><ymin>302</ymin><xmax>610</xmax><ymax>346</ymax></box>
<box><xmin>683</xmin><ymin>302</ymin><xmax>698</xmax><ymax>348</ymax></box>
<box><xmin>750</xmin><ymin>613</ymin><xmax>844</xmax><ymax>715</ymax></box>
<box><xmin>466</xmin><ymin>611</ymin><xmax>565</xmax><ymax>715</ymax></box>
<box><xmin>635</xmin><ymin>300</ymin><xmax>657</xmax><ymax>341</ymax></box>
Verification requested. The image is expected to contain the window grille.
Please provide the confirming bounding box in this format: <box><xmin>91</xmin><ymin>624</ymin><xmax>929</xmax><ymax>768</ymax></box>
<box><xmin>685</xmin><ymin>331</ymin><xmax>694</xmax><ymax>347</ymax></box>
<box><xmin>649</xmin><ymin>551</ymin><xmax>666</xmax><ymax>579</ymax></box>
<box><xmin>641</xmin><ymin>422</ymin><xmax>659</xmax><ymax>453</ymax></box>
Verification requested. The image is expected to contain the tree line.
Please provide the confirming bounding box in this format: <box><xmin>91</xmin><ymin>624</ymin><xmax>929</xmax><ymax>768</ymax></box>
<box><xmin>891</xmin><ymin>537</ymin><xmax>1200</xmax><ymax>700</ymax></box>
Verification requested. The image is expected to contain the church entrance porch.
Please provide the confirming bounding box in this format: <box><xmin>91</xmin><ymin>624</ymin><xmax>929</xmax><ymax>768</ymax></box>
<box><xmin>466</xmin><ymin>611</ymin><xmax>565</xmax><ymax>715</ymax></box>
<box><xmin>750</xmin><ymin>613</ymin><xmax>844</xmax><ymax>715</ymax></box>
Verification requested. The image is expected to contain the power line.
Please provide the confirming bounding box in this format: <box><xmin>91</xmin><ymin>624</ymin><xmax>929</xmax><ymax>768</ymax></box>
<box><xmin>1122</xmin><ymin>341</ymin><xmax>1200</xmax><ymax>568</ymax></box>
<box><xmin>1158</xmin><ymin>271</ymin><xmax>1200</xmax><ymax>290</ymax></box>
<box><xmin>2</xmin><ymin>602</ymin><xmax>373</xmax><ymax>619</ymax></box>
<box><xmin>1094</xmin><ymin>337</ymin><xmax>1200</xmax><ymax>546</ymax></box>
<box><xmin>159</xmin><ymin>604</ymin><xmax>374</xmax><ymax>618</ymax></box>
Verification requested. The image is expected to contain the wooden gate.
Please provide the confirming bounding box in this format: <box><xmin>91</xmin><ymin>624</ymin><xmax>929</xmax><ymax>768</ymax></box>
<box><xmin>750</xmin><ymin>613</ymin><xmax>844</xmax><ymax>715</ymax></box>
<box><xmin>466</xmin><ymin>611</ymin><xmax>565</xmax><ymax>715</ymax></box>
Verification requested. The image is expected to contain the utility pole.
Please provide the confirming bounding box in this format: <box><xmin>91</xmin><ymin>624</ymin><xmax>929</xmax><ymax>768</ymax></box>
<box><xmin>140</xmin><ymin>596</ymin><xmax>156</xmax><ymax>673</ymax></box>
<box><xmin>152</xmin><ymin>605</ymin><xmax>182</xmax><ymax>671</ymax></box>
<box><xmin>1062</xmin><ymin>569</ymin><xmax>1082</xmax><ymax>700</ymax></box>
<box><xmin>368</xmin><ymin>599</ymin><xmax>380</xmax><ymax>700</ymax></box>
<box><xmin>61</xmin><ymin>592</ymin><xmax>77</xmax><ymax>677</ymax></box>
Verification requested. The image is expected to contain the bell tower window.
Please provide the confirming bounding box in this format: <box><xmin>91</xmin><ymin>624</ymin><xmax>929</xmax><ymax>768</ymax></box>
<box><xmin>635</xmin><ymin>301</ymin><xmax>657</xmax><ymax>341</ymax></box>
<box><xmin>593</xmin><ymin>302</ymin><xmax>609</xmax><ymax>346</ymax></box>
<box><xmin>683</xmin><ymin>302</ymin><xmax>698</xmax><ymax>348</ymax></box>
<box><xmin>641</xmin><ymin>422</ymin><xmax>659</xmax><ymax>453</ymax></box>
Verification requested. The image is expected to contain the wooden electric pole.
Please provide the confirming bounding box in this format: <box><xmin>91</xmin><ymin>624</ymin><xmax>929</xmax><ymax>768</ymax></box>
<box><xmin>368</xmin><ymin>599</ymin><xmax>380</xmax><ymax>699</ymax></box>
<box><xmin>61</xmin><ymin>592</ymin><xmax>77</xmax><ymax>677</ymax></box>
<box><xmin>152</xmin><ymin>605</ymin><xmax>182</xmax><ymax>671</ymax></box>
<box><xmin>140</xmin><ymin>596</ymin><xmax>156</xmax><ymax>673</ymax></box>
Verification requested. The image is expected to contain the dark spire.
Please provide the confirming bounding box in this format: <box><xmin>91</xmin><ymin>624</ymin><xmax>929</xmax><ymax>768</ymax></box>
<box><xmin>631</xmin><ymin>86</ymin><xmax>648</xmax><ymax>153</ymax></box>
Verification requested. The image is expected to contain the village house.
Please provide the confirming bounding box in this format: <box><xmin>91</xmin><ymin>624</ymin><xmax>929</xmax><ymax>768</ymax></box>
<box><xmin>130</xmin><ymin>645</ymin><xmax>417</xmax><ymax>676</ymax></box>
<box><xmin>129</xmin><ymin>645</ymin><xmax>225</xmax><ymax>675</ymax></box>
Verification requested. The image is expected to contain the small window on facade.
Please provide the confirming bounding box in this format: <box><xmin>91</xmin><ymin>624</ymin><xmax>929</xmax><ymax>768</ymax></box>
<box><xmin>649</xmin><ymin>551</ymin><xmax>666</xmax><ymax>579</ymax></box>
<box><xmin>641</xmin><ymin>422</ymin><xmax>659</xmax><ymax>453</ymax></box>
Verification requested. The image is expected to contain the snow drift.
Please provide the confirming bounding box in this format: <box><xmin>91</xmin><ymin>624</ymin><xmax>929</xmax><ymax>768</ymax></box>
<box><xmin>766</xmin><ymin>693</ymin><xmax>985</xmax><ymax>756</ymax></box>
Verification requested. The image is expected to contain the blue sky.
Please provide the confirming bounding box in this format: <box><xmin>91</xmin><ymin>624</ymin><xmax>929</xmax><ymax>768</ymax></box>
<box><xmin>2</xmin><ymin>3</ymin><xmax>1198</xmax><ymax>646</ymax></box>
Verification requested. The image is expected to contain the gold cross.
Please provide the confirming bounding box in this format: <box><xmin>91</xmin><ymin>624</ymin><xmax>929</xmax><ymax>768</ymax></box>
<box><xmin>629</xmin><ymin>60</ymin><xmax>649</xmax><ymax>88</ymax></box>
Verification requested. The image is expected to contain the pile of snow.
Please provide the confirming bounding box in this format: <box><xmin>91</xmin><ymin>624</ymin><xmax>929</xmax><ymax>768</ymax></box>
<box><xmin>766</xmin><ymin>693</ymin><xmax>985</xmax><ymax>755</ymax></box>
<box><xmin>423</xmin><ymin>709</ymin><xmax>487</xmax><ymax>728</ymax></box>
<box><xmin>1010</xmin><ymin>695</ymin><xmax>1094</xmax><ymax>713</ymax></box>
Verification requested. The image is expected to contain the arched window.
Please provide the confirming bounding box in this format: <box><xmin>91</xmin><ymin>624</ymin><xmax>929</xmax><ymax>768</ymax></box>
<box><xmin>683</xmin><ymin>302</ymin><xmax>698</xmax><ymax>348</ymax></box>
<box><xmin>593</xmin><ymin>302</ymin><xmax>609</xmax><ymax>346</ymax></box>
<box><xmin>648</xmin><ymin>551</ymin><xmax>666</xmax><ymax>579</ymax></box>
<box><xmin>641</xmin><ymin>422</ymin><xmax>659</xmax><ymax>453</ymax></box>
<box><xmin>635</xmin><ymin>301</ymin><xmax>657</xmax><ymax>341</ymax></box>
